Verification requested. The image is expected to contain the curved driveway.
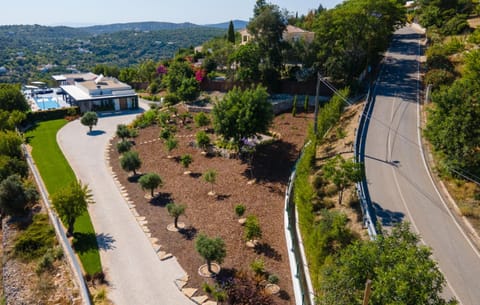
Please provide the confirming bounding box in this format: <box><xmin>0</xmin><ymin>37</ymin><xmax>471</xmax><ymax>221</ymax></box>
<box><xmin>365</xmin><ymin>26</ymin><xmax>480</xmax><ymax>305</ymax></box>
<box><xmin>57</xmin><ymin>107</ymin><xmax>194</xmax><ymax>305</ymax></box>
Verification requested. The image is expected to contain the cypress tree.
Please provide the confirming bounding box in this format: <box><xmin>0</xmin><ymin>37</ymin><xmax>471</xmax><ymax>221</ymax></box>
<box><xmin>227</xmin><ymin>20</ymin><xmax>235</xmax><ymax>43</ymax></box>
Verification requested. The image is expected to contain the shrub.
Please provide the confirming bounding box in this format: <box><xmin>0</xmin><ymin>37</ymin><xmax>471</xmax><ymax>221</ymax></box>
<box><xmin>196</xmin><ymin>131</ymin><xmax>210</xmax><ymax>150</ymax></box>
<box><xmin>133</xmin><ymin>109</ymin><xmax>158</xmax><ymax>128</ymax></box>
<box><xmin>36</xmin><ymin>251</ymin><xmax>54</xmax><ymax>274</ymax></box>
<box><xmin>202</xmin><ymin>282</ymin><xmax>213</xmax><ymax>294</ymax></box>
<box><xmin>14</xmin><ymin>214</ymin><xmax>55</xmax><ymax>261</ymax></box>
<box><xmin>424</xmin><ymin>69</ymin><xmax>455</xmax><ymax>88</ymax></box>
<box><xmin>194</xmin><ymin>112</ymin><xmax>211</xmax><ymax>127</ymax></box>
<box><xmin>235</xmin><ymin>204</ymin><xmax>246</xmax><ymax>217</ymax></box>
<box><xmin>159</xmin><ymin>127</ymin><xmax>172</xmax><ymax>141</ymax></box>
<box><xmin>180</xmin><ymin>154</ymin><xmax>193</xmax><ymax>168</ymax></box>
<box><xmin>116</xmin><ymin>140</ymin><xmax>132</xmax><ymax>154</ymax></box>
<box><xmin>213</xmin><ymin>290</ymin><xmax>227</xmax><ymax>302</ymax></box>
<box><xmin>250</xmin><ymin>258</ymin><xmax>265</xmax><ymax>275</ymax></box>
<box><xmin>244</xmin><ymin>215</ymin><xmax>262</xmax><ymax>241</ymax></box>
<box><xmin>267</xmin><ymin>274</ymin><xmax>279</xmax><ymax>284</ymax></box>
<box><xmin>157</xmin><ymin>111</ymin><xmax>170</xmax><ymax>127</ymax></box>
<box><xmin>163</xmin><ymin>93</ymin><xmax>180</xmax><ymax>106</ymax></box>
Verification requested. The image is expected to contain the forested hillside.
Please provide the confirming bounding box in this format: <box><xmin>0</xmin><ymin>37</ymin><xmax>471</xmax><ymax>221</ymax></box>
<box><xmin>0</xmin><ymin>24</ymin><xmax>225</xmax><ymax>83</ymax></box>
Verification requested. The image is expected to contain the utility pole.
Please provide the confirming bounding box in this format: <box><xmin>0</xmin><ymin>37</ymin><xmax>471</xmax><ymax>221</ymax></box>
<box><xmin>362</xmin><ymin>279</ymin><xmax>372</xmax><ymax>305</ymax></box>
<box><xmin>313</xmin><ymin>71</ymin><xmax>321</xmax><ymax>133</ymax></box>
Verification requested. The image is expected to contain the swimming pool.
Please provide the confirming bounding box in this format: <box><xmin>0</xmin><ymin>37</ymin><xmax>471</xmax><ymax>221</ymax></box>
<box><xmin>35</xmin><ymin>97</ymin><xmax>60</xmax><ymax>110</ymax></box>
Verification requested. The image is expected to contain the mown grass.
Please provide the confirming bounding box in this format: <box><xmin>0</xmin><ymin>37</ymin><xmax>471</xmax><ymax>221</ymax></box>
<box><xmin>26</xmin><ymin>119</ymin><xmax>102</xmax><ymax>275</ymax></box>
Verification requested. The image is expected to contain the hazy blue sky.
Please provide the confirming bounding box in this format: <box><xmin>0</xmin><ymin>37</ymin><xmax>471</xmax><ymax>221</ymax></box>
<box><xmin>2</xmin><ymin>0</ymin><xmax>343</xmax><ymax>26</ymax></box>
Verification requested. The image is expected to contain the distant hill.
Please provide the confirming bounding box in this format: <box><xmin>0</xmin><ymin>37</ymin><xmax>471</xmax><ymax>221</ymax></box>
<box><xmin>205</xmin><ymin>20</ymin><xmax>248</xmax><ymax>30</ymax></box>
<box><xmin>81</xmin><ymin>21</ymin><xmax>200</xmax><ymax>34</ymax></box>
<box><xmin>80</xmin><ymin>20</ymin><xmax>248</xmax><ymax>34</ymax></box>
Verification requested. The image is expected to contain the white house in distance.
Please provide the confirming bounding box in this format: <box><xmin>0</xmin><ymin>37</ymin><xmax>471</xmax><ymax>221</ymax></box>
<box><xmin>53</xmin><ymin>73</ymin><xmax>138</xmax><ymax>113</ymax></box>
<box><xmin>239</xmin><ymin>25</ymin><xmax>315</xmax><ymax>45</ymax></box>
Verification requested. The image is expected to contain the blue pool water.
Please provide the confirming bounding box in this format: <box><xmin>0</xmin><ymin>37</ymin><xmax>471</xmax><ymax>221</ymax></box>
<box><xmin>35</xmin><ymin>97</ymin><xmax>60</xmax><ymax>110</ymax></box>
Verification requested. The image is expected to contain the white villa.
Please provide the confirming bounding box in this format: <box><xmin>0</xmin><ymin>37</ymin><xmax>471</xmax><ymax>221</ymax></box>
<box><xmin>53</xmin><ymin>73</ymin><xmax>138</xmax><ymax>113</ymax></box>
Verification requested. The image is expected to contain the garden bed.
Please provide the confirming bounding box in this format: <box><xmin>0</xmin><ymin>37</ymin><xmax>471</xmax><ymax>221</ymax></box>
<box><xmin>109</xmin><ymin>109</ymin><xmax>313</xmax><ymax>304</ymax></box>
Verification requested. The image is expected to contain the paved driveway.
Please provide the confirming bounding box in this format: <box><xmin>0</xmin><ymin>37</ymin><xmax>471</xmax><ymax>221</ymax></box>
<box><xmin>365</xmin><ymin>26</ymin><xmax>480</xmax><ymax>305</ymax></box>
<box><xmin>57</xmin><ymin>108</ymin><xmax>194</xmax><ymax>305</ymax></box>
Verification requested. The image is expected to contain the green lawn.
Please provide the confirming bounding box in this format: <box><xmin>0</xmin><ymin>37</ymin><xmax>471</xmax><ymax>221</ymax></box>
<box><xmin>26</xmin><ymin>119</ymin><xmax>102</xmax><ymax>275</ymax></box>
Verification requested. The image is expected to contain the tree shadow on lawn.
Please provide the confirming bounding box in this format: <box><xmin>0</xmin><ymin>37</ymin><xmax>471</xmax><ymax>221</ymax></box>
<box><xmin>150</xmin><ymin>192</ymin><xmax>173</xmax><ymax>207</ymax></box>
<box><xmin>254</xmin><ymin>242</ymin><xmax>282</xmax><ymax>261</ymax></box>
<box><xmin>73</xmin><ymin>232</ymin><xmax>116</xmax><ymax>253</ymax></box>
<box><xmin>245</xmin><ymin>140</ymin><xmax>297</xmax><ymax>184</ymax></box>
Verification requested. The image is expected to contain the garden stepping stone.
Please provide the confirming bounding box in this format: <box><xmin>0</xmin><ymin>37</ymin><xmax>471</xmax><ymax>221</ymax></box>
<box><xmin>175</xmin><ymin>279</ymin><xmax>187</xmax><ymax>289</ymax></box>
<box><xmin>181</xmin><ymin>288</ymin><xmax>197</xmax><ymax>298</ymax></box>
<box><xmin>191</xmin><ymin>295</ymin><xmax>208</xmax><ymax>304</ymax></box>
<box><xmin>203</xmin><ymin>301</ymin><xmax>217</xmax><ymax>305</ymax></box>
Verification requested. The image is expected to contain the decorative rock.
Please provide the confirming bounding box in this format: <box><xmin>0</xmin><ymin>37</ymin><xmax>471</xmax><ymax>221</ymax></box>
<box><xmin>247</xmin><ymin>179</ymin><xmax>256</xmax><ymax>185</ymax></box>
<box><xmin>265</xmin><ymin>283</ymin><xmax>280</xmax><ymax>295</ymax></box>
<box><xmin>167</xmin><ymin>222</ymin><xmax>185</xmax><ymax>232</ymax></box>
<box><xmin>207</xmin><ymin>191</ymin><xmax>216</xmax><ymax>196</ymax></box>
<box><xmin>238</xmin><ymin>218</ymin><xmax>247</xmax><ymax>225</ymax></box>
<box><xmin>203</xmin><ymin>301</ymin><xmax>217</xmax><ymax>305</ymax></box>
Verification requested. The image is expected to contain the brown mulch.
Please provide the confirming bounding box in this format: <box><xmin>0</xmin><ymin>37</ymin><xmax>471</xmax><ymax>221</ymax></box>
<box><xmin>108</xmin><ymin>110</ymin><xmax>313</xmax><ymax>304</ymax></box>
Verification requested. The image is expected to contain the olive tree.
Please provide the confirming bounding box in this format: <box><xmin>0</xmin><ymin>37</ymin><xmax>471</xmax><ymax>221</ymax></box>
<box><xmin>166</xmin><ymin>202</ymin><xmax>186</xmax><ymax>229</ymax></box>
<box><xmin>138</xmin><ymin>173</ymin><xmax>163</xmax><ymax>197</ymax></box>
<box><xmin>80</xmin><ymin>111</ymin><xmax>98</xmax><ymax>133</ymax></box>
<box><xmin>195</xmin><ymin>234</ymin><xmax>226</xmax><ymax>274</ymax></box>
<box><xmin>120</xmin><ymin>151</ymin><xmax>142</xmax><ymax>176</ymax></box>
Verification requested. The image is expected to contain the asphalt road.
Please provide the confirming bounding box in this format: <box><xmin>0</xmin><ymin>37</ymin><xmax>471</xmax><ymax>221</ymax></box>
<box><xmin>57</xmin><ymin>106</ymin><xmax>194</xmax><ymax>305</ymax></box>
<box><xmin>364</xmin><ymin>26</ymin><xmax>480</xmax><ymax>305</ymax></box>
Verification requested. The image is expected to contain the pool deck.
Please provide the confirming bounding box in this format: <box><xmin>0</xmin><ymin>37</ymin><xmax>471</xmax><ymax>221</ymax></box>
<box><xmin>27</xmin><ymin>91</ymin><xmax>71</xmax><ymax>112</ymax></box>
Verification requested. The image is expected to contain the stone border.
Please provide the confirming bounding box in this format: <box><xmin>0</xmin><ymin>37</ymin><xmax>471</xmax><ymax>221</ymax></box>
<box><xmin>105</xmin><ymin>137</ymin><xmax>218</xmax><ymax>305</ymax></box>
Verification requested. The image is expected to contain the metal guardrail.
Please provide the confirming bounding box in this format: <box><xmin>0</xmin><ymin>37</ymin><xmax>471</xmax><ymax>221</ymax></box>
<box><xmin>284</xmin><ymin>141</ymin><xmax>315</xmax><ymax>305</ymax></box>
<box><xmin>353</xmin><ymin>88</ymin><xmax>378</xmax><ymax>239</ymax></box>
<box><xmin>23</xmin><ymin>145</ymin><xmax>92</xmax><ymax>305</ymax></box>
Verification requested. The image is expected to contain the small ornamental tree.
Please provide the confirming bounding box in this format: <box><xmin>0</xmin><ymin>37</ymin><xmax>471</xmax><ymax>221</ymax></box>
<box><xmin>120</xmin><ymin>151</ymin><xmax>142</xmax><ymax>176</ymax></box>
<box><xmin>116</xmin><ymin>140</ymin><xmax>132</xmax><ymax>154</ymax></box>
<box><xmin>80</xmin><ymin>111</ymin><xmax>98</xmax><ymax>133</ymax></box>
<box><xmin>180</xmin><ymin>154</ymin><xmax>193</xmax><ymax>169</ymax></box>
<box><xmin>196</xmin><ymin>131</ymin><xmax>211</xmax><ymax>151</ymax></box>
<box><xmin>51</xmin><ymin>180</ymin><xmax>93</xmax><ymax>236</ymax></box>
<box><xmin>203</xmin><ymin>169</ymin><xmax>217</xmax><ymax>194</ymax></box>
<box><xmin>195</xmin><ymin>234</ymin><xmax>226</xmax><ymax>274</ymax></box>
<box><xmin>323</xmin><ymin>156</ymin><xmax>363</xmax><ymax>205</ymax></box>
<box><xmin>166</xmin><ymin>202</ymin><xmax>186</xmax><ymax>229</ymax></box>
<box><xmin>138</xmin><ymin>173</ymin><xmax>163</xmax><ymax>197</ymax></box>
<box><xmin>116</xmin><ymin>124</ymin><xmax>130</xmax><ymax>141</ymax></box>
<box><xmin>244</xmin><ymin>215</ymin><xmax>262</xmax><ymax>242</ymax></box>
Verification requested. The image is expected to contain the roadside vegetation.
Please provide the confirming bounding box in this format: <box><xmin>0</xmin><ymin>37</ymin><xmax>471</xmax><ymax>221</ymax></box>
<box><xmin>26</xmin><ymin>119</ymin><xmax>102</xmax><ymax>276</ymax></box>
<box><xmin>414</xmin><ymin>0</ymin><xmax>480</xmax><ymax>230</ymax></box>
<box><xmin>0</xmin><ymin>85</ymin><xmax>81</xmax><ymax>304</ymax></box>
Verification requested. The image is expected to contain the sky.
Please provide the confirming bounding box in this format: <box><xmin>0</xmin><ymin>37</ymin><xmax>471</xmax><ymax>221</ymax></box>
<box><xmin>1</xmin><ymin>0</ymin><xmax>344</xmax><ymax>27</ymax></box>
